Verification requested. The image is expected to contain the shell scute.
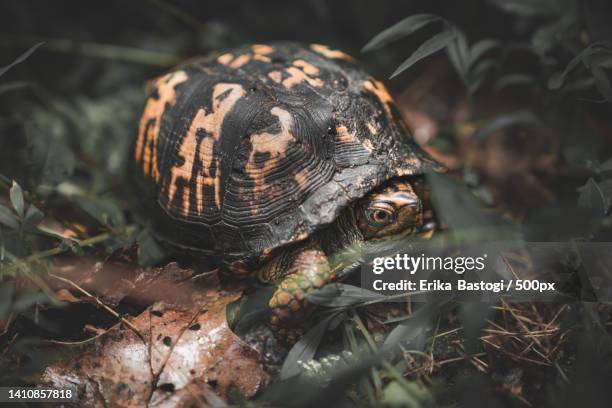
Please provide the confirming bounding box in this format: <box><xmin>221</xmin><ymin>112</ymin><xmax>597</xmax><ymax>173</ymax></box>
<box><xmin>132</xmin><ymin>42</ymin><xmax>439</xmax><ymax>263</ymax></box>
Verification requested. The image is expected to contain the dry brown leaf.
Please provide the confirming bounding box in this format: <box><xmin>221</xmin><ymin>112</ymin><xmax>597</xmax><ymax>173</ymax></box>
<box><xmin>41</xmin><ymin>272</ymin><xmax>269</xmax><ymax>407</ymax></box>
<box><xmin>54</xmin><ymin>288</ymin><xmax>82</xmax><ymax>303</ymax></box>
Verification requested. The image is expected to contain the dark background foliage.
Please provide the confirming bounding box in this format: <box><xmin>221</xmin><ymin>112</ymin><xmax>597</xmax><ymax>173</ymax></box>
<box><xmin>1</xmin><ymin>0</ymin><xmax>612</xmax><ymax>407</ymax></box>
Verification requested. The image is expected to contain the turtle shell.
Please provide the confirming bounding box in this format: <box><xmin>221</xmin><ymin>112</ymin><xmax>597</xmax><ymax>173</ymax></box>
<box><xmin>132</xmin><ymin>42</ymin><xmax>440</xmax><ymax>264</ymax></box>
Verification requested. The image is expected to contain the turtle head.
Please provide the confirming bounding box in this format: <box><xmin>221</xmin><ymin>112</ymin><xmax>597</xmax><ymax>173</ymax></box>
<box><xmin>356</xmin><ymin>179</ymin><xmax>430</xmax><ymax>241</ymax></box>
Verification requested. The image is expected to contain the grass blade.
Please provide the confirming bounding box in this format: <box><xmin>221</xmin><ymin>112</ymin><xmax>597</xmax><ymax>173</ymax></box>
<box><xmin>0</xmin><ymin>42</ymin><xmax>44</xmax><ymax>78</ymax></box>
<box><xmin>472</xmin><ymin>110</ymin><xmax>542</xmax><ymax>142</ymax></box>
<box><xmin>306</xmin><ymin>283</ymin><xmax>386</xmax><ymax>307</ymax></box>
<box><xmin>362</xmin><ymin>14</ymin><xmax>441</xmax><ymax>52</ymax></box>
<box><xmin>280</xmin><ymin>312</ymin><xmax>344</xmax><ymax>380</ymax></box>
<box><xmin>10</xmin><ymin>181</ymin><xmax>25</xmax><ymax>218</ymax></box>
<box><xmin>390</xmin><ymin>29</ymin><xmax>456</xmax><ymax>78</ymax></box>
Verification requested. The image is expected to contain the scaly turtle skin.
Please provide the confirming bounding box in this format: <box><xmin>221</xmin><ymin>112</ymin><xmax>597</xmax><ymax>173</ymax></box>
<box><xmin>132</xmin><ymin>42</ymin><xmax>442</xmax><ymax>339</ymax></box>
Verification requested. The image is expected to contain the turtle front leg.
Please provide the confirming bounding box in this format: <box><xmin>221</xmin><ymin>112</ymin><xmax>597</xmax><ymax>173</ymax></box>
<box><xmin>268</xmin><ymin>247</ymin><xmax>331</xmax><ymax>342</ymax></box>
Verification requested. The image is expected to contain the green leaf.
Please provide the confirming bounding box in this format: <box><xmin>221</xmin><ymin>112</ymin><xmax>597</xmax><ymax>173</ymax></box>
<box><xmin>447</xmin><ymin>35</ymin><xmax>500</xmax><ymax>91</ymax></box>
<box><xmin>280</xmin><ymin>312</ymin><xmax>345</xmax><ymax>380</ymax></box>
<box><xmin>382</xmin><ymin>297</ymin><xmax>449</xmax><ymax>351</ymax></box>
<box><xmin>599</xmin><ymin>157</ymin><xmax>612</xmax><ymax>175</ymax></box>
<box><xmin>0</xmin><ymin>42</ymin><xmax>44</xmax><ymax>78</ymax></box>
<box><xmin>230</xmin><ymin>285</ymin><xmax>277</xmax><ymax>335</ymax></box>
<box><xmin>446</xmin><ymin>27</ymin><xmax>470</xmax><ymax>82</ymax></box>
<box><xmin>578</xmin><ymin>178</ymin><xmax>607</xmax><ymax>215</ymax></box>
<box><xmin>564</xmin><ymin>145</ymin><xmax>600</xmax><ymax>171</ymax></box>
<box><xmin>460</xmin><ymin>302</ymin><xmax>493</xmax><ymax>355</ymax></box>
<box><xmin>22</xmin><ymin>205</ymin><xmax>44</xmax><ymax>232</ymax></box>
<box><xmin>493</xmin><ymin>73</ymin><xmax>535</xmax><ymax>91</ymax></box>
<box><xmin>136</xmin><ymin>229</ymin><xmax>164</xmax><ymax>266</ymax></box>
<box><xmin>0</xmin><ymin>284</ymin><xmax>15</xmax><ymax>317</ymax></box>
<box><xmin>362</xmin><ymin>14</ymin><xmax>442</xmax><ymax>52</ymax></box>
<box><xmin>532</xmin><ymin>15</ymin><xmax>576</xmax><ymax>54</ymax></box>
<box><xmin>0</xmin><ymin>81</ymin><xmax>30</xmax><ymax>95</ymax></box>
<box><xmin>467</xmin><ymin>76</ymin><xmax>487</xmax><ymax>95</ymax></box>
<box><xmin>382</xmin><ymin>381</ymin><xmax>435</xmax><ymax>408</ymax></box>
<box><xmin>10</xmin><ymin>181</ymin><xmax>24</xmax><ymax>218</ymax></box>
<box><xmin>427</xmin><ymin>171</ymin><xmax>518</xmax><ymax>240</ymax></box>
<box><xmin>305</xmin><ymin>283</ymin><xmax>385</xmax><ymax>307</ymax></box>
<box><xmin>74</xmin><ymin>196</ymin><xmax>125</xmax><ymax>228</ymax></box>
<box><xmin>470</xmin><ymin>59</ymin><xmax>498</xmax><ymax>78</ymax></box>
<box><xmin>260</xmin><ymin>353</ymin><xmax>379</xmax><ymax>407</ymax></box>
<box><xmin>591</xmin><ymin>65</ymin><xmax>612</xmax><ymax>102</ymax></box>
<box><xmin>487</xmin><ymin>0</ymin><xmax>560</xmax><ymax>17</ymax></box>
<box><xmin>598</xmin><ymin>180</ymin><xmax>612</xmax><ymax>215</ymax></box>
<box><xmin>471</xmin><ymin>110</ymin><xmax>542</xmax><ymax>142</ymax></box>
<box><xmin>469</xmin><ymin>39</ymin><xmax>501</xmax><ymax>67</ymax></box>
<box><xmin>38</xmin><ymin>139</ymin><xmax>77</xmax><ymax>186</ymax></box>
<box><xmin>548</xmin><ymin>42</ymin><xmax>612</xmax><ymax>90</ymax></box>
<box><xmin>0</xmin><ymin>204</ymin><xmax>19</xmax><ymax>230</ymax></box>
<box><xmin>390</xmin><ymin>29</ymin><xmax>456</xmax><ymax>78</ymax></box>
<box><xmin>467</xmin><ymin>59</ymin><xmax>497</xmax><ymax>94</ymax></box>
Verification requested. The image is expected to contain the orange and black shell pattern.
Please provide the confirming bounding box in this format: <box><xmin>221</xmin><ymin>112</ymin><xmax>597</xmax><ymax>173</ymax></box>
<box><xmin>132</xmin><ymin>42</ymin><xmax>439</xmax><ymax>269</ymax></box>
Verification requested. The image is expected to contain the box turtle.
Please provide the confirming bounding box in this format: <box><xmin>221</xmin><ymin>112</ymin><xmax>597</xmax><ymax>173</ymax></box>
<box><xmin>132</xmin><ymin>42</ymin><xmax>442</xmax><ymax>338</ymax></box>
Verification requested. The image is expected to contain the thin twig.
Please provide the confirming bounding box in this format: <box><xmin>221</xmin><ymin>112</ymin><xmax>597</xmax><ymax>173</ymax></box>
<box><xmin>48</xmin><ymin>273</ymin><xmax>144</xmax><ymax>340</ymax></box>
<box><xmin>3</xmin><ymin>224</ymin><xmax>137</xmax><ymax>275</ymax></box>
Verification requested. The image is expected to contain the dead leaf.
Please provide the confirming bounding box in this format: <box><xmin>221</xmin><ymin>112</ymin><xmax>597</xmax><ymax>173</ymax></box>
<box><xmin>54</xmin><ymin>288</ymin><xmax>81</xmax><ymax>303</ymax></box>
<box><xmin>83</xmin><ymin>324</ymin><xmax>109</xmax><ymax>337</ymax></box>
<box><xmin>40</xmin><ymin>272</ymin><xmax>269</xmax><ymax>406</ymax></box>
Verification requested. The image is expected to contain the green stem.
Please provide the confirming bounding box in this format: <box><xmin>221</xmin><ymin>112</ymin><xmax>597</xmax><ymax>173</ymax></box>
<box><xmin>325</xmin><ymin>290</ymin><xmax>430</xmax><ymax>315</ymax></box>
<box><xmin>352</xmin><ymin>312</ymin><xmax>378</xmax><ymax>351</ymax></box>
<box><xmin>343</xmin><ymin>319</ymin><xmax>379</xmax><ymax>405</ymax></box>
<box><xmin>2</xmin><ymin>224</ymin><xmax>137</xmax><ymax>275</ymax></box>
<box><xmin>0</xmin><ymin>36</ymin><xmax>181</xmax><ymax>67</ymax></box>
<box><xmin>352</xmin><ymin>311</ymin><xmax>420</xmax><ymax>395</ymax></box>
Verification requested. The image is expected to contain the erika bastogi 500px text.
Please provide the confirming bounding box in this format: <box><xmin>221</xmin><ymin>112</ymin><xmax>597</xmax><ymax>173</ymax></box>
<box><xmin>363</xmin><ymin>247</ymin><xmax>563</xmax><ymax>300</ymax></box>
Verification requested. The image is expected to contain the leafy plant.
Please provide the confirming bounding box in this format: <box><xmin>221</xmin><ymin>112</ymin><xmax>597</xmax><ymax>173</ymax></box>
<box><xmin>363</xmin><ymin>14</ymin><xmax>457</xmax><ymax>78</ymax></box>
<box><xmin>1</xmin><ymin>1</ymin><xmax>612</xmax><ymax>406</ymax></box>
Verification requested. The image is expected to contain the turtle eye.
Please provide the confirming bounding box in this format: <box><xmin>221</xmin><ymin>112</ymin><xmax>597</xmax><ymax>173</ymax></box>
<box><xmin>364</xmin><ymin>204</ymin><xmax>396</xmax><ymax>227</ymax></box>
